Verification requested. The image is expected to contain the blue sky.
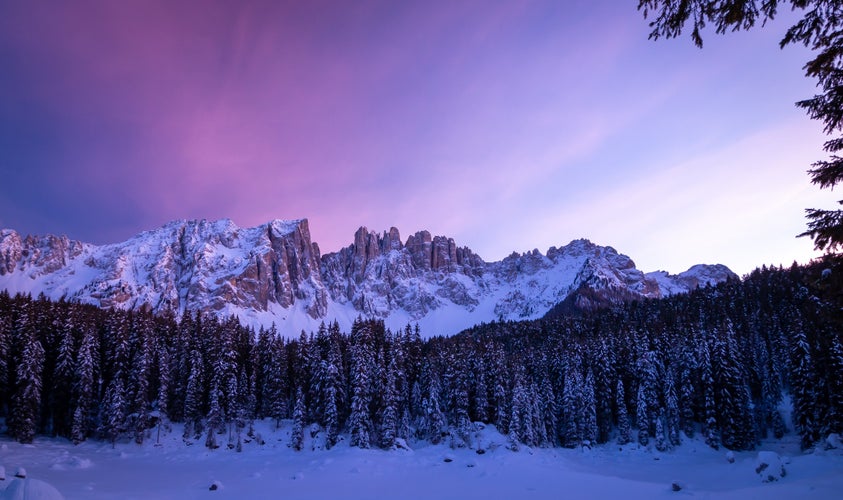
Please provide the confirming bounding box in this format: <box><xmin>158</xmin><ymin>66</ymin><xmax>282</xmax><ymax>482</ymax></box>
<box><xmin>0</xmin><ymin>0</ymin><xmax>834</xmax><ymax>274</ymax></box>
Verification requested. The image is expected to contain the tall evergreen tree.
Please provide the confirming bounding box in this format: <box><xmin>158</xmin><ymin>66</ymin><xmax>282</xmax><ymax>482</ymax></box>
<box><xmin>290</xmin><ymin>387</ymin><xmax>306</xmax><ymax>451</ymax></box>
<box><xmin>348</xmin><ymin>320</ymin><xmax>373</xmax><ymax>448</ymax></box>
<box><xmin>10</xmin><ymin>316</ymin><xmax>45</xmax><ymax>443</ymax></box>
<box><xmin>616</xmin><ymin>378</ymin><xmax>631</xmax><ymax>445</ymax></box>
<box><xmin>790</xmin><ymin>324</ymin><xmax>819</xmax><ymax>449</ymax></box>
<box><xmin>700</xmin><ymin>335</ymin><xmax>720</xmax><ymax>449</ymax></box>
<box><xmin>99</xmin><ymin>375</ymin><xmax>126</xmax><ymax>447</ymax></box>
<box><xmin>71</xmin><ymin>326</ymin><xmax>97</xmax><ymax>444</ymax></box>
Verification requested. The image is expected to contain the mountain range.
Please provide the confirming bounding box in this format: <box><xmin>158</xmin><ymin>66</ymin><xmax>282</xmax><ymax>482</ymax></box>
<box><xmin>0</xmin><ymin>218</ymin><xmax>736</xmax><ymax>336</ymax></box>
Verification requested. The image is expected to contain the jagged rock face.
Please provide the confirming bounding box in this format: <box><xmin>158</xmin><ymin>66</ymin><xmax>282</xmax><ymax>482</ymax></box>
<box><xmin>0</xmin><ymin>230</ymin><xmax>22</xmax><ymax>275</ymax></box>
<box><xmin>0</xmin><ymin>219</ymin><xmax>328</xmax><ymax>319</ymax></box>
<box><xmin>0</xmin><ymin>219</ymin><xmax>737</xmax><ymax>336</ymax></box>
<box><xmin>0</xmin><ymin>230</ymin><xmax>88</xmax><ymax>277</ymax></box>
<box><xmin>320</xmin><ymin>226</ymin><xmax>487</xmax><ymax>318</ymax></box>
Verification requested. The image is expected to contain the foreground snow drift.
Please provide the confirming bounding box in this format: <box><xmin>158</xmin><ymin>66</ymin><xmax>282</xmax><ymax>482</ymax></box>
<box><xmin>1</xmin><ymin>421</ymin><xmax>841</xmax><ymax>500</ymax></box>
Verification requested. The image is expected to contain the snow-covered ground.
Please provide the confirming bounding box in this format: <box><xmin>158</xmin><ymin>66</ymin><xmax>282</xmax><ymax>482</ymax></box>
<box><xmin>1</xmin><ymin>421</ymin><xmax>841</xmax><ymax>500</ymax></box>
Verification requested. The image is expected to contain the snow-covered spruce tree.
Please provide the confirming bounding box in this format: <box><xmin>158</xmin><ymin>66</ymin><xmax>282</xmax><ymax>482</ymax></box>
<box><xmin>323</xmin><ymin>368</ymin><xmax>341</xmax><ymax>449</ymax></box>
<box><xmin>789</xmin><ymin>322</ymin><xmax>819</xmax><ymax>449</ymax></box>
<box><xmin>380</xmin><ymin>354</ymin><xmax>400</xmax><ymax>449</ymax></box>
<box><xmin>450</xmin><ymin>366</ymin><xmax>474</xmax><ymax>449</ymax></box>
<box><xmin>315</xmin><ymin>324</ymin><xmax>345</xmax><ymax>450</ymax></box>
<box><xmin>99</xmin><ymin>375</ymin><xmax>126</xmax><ymax>448</ymax></box>
<box><xmin>580</xmin><ymin>369</ymin><xmax>598</xmax><ymax>447</ymax></box>
<box><xmin>508</xmin><ymin>376</ymin><xmax>526</xmax><ymax>450</ymax></box>
<box><xmin>561</xmin><ymin>360</ymin><xmax>582</xmax><ymax>448</ymax></box>
<box><xmin>153</xmin><ymin>337</ymin><xmax>171</xmax><ymax>444</ymax></box>
<box><xmin>268</xmin><ymin>335</ymin><xmax>289</xmax><ymax>428</ymax></box>
<box><xmin>51</xmin><ymin>319</ymin><xmax>76</xmax><ymax>438</ymax></box>
<box><xmin>665</xmin><ymin>369</ymin><xmax>681</xmax><ymax>448</ymax></box>
<box><xmin>167</xmin><ymin>310</ymin><xmax>196</xmax><ymax>424</ymax></box>
<box><xmin>70</xmin><ymin>326</ymin><xmax>97</xmax><ymax>444</ymax></box>
<box><xmin>490</xmin><ymin>344</ymin><xmax>510</xmax><ymax>433</ymax></box>
<box><xmin>0</xmin><ymin>312</ymin><xmax>10</xmax><ymax>418</ymax></box>
<box><xmin>253</xmin><ymin>326</ymin><xmax>273</xmax><ymax>420</ymax></box>
<box><xmin>824</xmin><ymin>328</ymin><xmax>843</xmax><ymax>436</ymax></box>
<box><xmin>233</xmin><ymin>367</ymin><xmax>253</xmax><ymax>449</ymax></box>
<box><xmin>539</xmin><ymin>377</ymin><xmax>558</xmax><ymax>447</ymax></box>
<box><xmin>699</xmin><ymin>334</ymin><xmax>720</xmax><ymax>449</ymax></box>
<box><xmin>420</xmin><ymin>362</ymin><xmax>447</xmax><ymax>444</ymax></box>
<box><xmin>296</xmin><ymin>330</ymin><xmax>315</xmax><ymax>424</ymax></box>
<box><xmin>712</xmin><ymin>321</ymin><xmax>756</xmax><ymax>450</ymax></box>
<box><xmin>205</xmin><ymin>386</ymin><xmax>223</xmax><ymax>450</ymax></box>
<box><xmin>472</xmin><ymin>357</ymin><xmax>489</xmax><ymax>423</ymax></box>
<box><xmin>594</xmin><ymin>340</ymin><xmax>616</xmax><ymax>443</ymax></box>
<box><xmin>654</xmin><ymin>410</ymin><xmax>668</xmax><ymax>452</ymax></box>
<box><xmin>129</xmin><ymin>336</ymin><xmax>151</xmax><ymax>445</ymax></box>
<box><xmin>529</xmin><ymin>381</ymin><xmax>548</xmax><ymax>446</ymax></box>
<box><xmin>635</xmin><ymin>382</ymin><xmax>650</xmax><ymax>447</ymax></box>
<box><xmin>635</xmin><ymin>350</ymin><xmax>661</xmax><ymax>447</ymax></box>
<box><xmin>616</xmin><ymin>378</ymin><xmax>631</xmax><ymax>445</ymax></box>
<box><xmin>678</xmin><ymin>341</ymin><xmax>697</xmax><ymax>438</ymax></box>
<box><xmin>10</xmin><ymin>317</ymin><xmax>45</xmax><ymax>443</ymax></box>
<box><xmin>758</xmin><ymin>339</ymin><xmax>787</xmax><ymax>439</ymax></box>
<box><xmin>290</xmin><ymin>387</ymin><xmax>306</xmax><ymax>451</ymax></box>
<box><xmin>348</xmin><ymin>320</ymin><xmax>373</xmax><ymax>448</ymax></box>
<box><xmin>182</xmin><ymin>346</ymin><xmax>205</xmax><ymax>441</ymax></box>
<box><xmin>209</xmin><ymin>319</ymin><xmax>239</xmax><ymax>447</ymax></box>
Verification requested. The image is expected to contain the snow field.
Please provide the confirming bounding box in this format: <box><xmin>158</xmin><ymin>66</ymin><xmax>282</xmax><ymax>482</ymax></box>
<box><xmin>1</xmin><ymin>421</ymin><xmax>841</xmax><ymax>499</ymax></box>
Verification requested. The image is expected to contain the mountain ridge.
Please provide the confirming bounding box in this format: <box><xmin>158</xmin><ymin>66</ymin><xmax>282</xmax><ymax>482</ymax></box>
<box><xmin>0</xmin><ymin>218</ymin><xmax>736</xmax><ymax>336</ymax></box>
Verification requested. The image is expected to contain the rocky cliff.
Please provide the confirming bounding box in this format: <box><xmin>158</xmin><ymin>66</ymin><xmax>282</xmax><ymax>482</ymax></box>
<box><xmin>0</xmin><ymin>219</ymin><xmax>736</xmax><ymax>336</ymax></box>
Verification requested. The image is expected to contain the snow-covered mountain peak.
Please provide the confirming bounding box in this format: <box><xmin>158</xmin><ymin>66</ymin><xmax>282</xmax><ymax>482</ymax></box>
<box><xmin>0</xmin><ymin>219</ymin><xmax>736</xmax><ymax>336</ymax></box>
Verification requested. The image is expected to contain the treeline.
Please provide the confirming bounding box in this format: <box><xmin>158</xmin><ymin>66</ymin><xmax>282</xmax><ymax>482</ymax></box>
<box><xmin>0</xmin><ymin>260</ymin><xmax>841</xmax><ymax>451</ymax></box>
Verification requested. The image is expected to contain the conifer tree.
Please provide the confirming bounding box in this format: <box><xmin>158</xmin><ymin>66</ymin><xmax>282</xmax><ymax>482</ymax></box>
<box><xmin>451</xmin><ymin>368</ymin><xmax>473</xmax><ymax>448</ymax></box>
<box><xmin>182</xmin><ymin>347</ymin><xmax>205</xmax><ymax>441</ymax></box>
<box><xmin>11</xmin><ymin>319</ymin><xmax>45</xmax><ymax>443</ymax></box>
<box><xmin>616</xmin><ymin>379</ymin><xmax>631</xmax><ymax>445</ymax></box>
<box><xmin>348</xmin><ymin>320</ymin><xmax>373</xmax><ymax>448</ymax></box>
<box><xmin>154</xmin><ymin>339</ymin><xmax>171</xmax><ymax>444</ymax></box>
<box><xmin>71</xmin><ymin>326</ymin><xmax>97</xmax><ymax>444</ymax></box>
<box><xmin>420</xmin><ymin>364</ymin><xmax>447</xmax><ymax>444</ymax></box>
<box><xmin>323</xmin><ymin>363</ymin><xmax>341</xmax><ymax>449</ymax></box>
<box><xmin>790</xmin><ymin>325</ymin><xmax>818</xmax><ymax>449</ymax></box>
<box><xmin>205</xmin><ymin>386</ymin><xmax>223</xmax><ymax>450</ymax></box>
<box><xmin>561</xmin><ymin>364</ymin><xmax>581</xmax><ymax>447</ymax></box>
<box><xmin>665</xmin><ymin>370</ymin><xmax>681</xmax><ymax>447</ymax></box>
<box><xmin>99</xmin><ymin>375</ymin><xmax>126</xmax><ymax>448</ymax></box>
<box><xmin>129</xmin><ymin>341</ymin><xmax>151</xmax><ymax>444</ymax></box>
<box><xmin>712</xmin><ymin>322</ymin><xmax>756</xmax><ymax>450</ymax></box>
<box><xmin>539</xmin><ymin>377</ymin><xmax>558</xmax><ymax>447</ymax></box>
<box><xmin>581</xmin><ymin>369</ymin><xmax>598</xmax><ymax>446</ymax></box>
<box><xmin>635</xmin><ymin>350</ymin><xmax>660</xmax><ymax>446</ymax></box>
<box><xmin>51</xmin><ymin>321</ymin><xmax>76</xmax><ymax>437</ymax></box>
<box><xmin>636</xmin><ymin>382</ymin><xmax>650</xmax><ymax>447</ymax></box>
<box><xmin>678</xmin><ymin>342</ymin><xmax>697</xmax><ymax>438</ymax></box>
<box><xmin>509</xmin><ymin>375</ymin><xmax>531</xmax><ymax>448</ymax></box>
<box><xmin>380</xmin><ymin>358</ymin><xmax>399</xmax><ymax>449</ymax></box>
<box><xmin>700</xmin><ymin>336</ymin><xmax>720</xmax><ymax>449</ymax></box>
<box><xmin>290</xmin><ymin>387</ymin><xmax>306</xmax><ymax>451</ymax></box>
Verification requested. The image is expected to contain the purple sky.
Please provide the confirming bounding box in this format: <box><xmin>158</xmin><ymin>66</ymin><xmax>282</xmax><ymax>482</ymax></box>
<box><xmin>0</xmin><ymin>0</ymin><xmax>834</xmax><ymax>274</ymax></box>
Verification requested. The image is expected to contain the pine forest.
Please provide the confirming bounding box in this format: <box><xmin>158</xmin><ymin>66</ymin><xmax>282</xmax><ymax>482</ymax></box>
<box><xmin>1</xmin><ymin>259</ymin><xmax>841</xmax><ymax>454</ymax></box>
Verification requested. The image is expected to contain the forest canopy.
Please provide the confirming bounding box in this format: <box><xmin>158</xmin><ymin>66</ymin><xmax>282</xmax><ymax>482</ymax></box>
<box><xmin>1</xmin><ymin>259</ymin><xmax>841</xmax><ymax>452</ymax></box>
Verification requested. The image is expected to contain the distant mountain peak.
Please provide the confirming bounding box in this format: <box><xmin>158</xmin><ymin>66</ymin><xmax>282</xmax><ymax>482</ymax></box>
<box><xmin>0</xmin><ymin>219</ymin><xmax>736</xmax><ymax>336</ymax></box>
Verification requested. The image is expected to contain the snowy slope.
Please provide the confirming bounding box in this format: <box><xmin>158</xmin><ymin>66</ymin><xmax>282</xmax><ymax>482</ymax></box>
<box><xmin>0</xmin><ymin>220</ymin><xmax>736</xmax><ymax>336</ymax></box>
